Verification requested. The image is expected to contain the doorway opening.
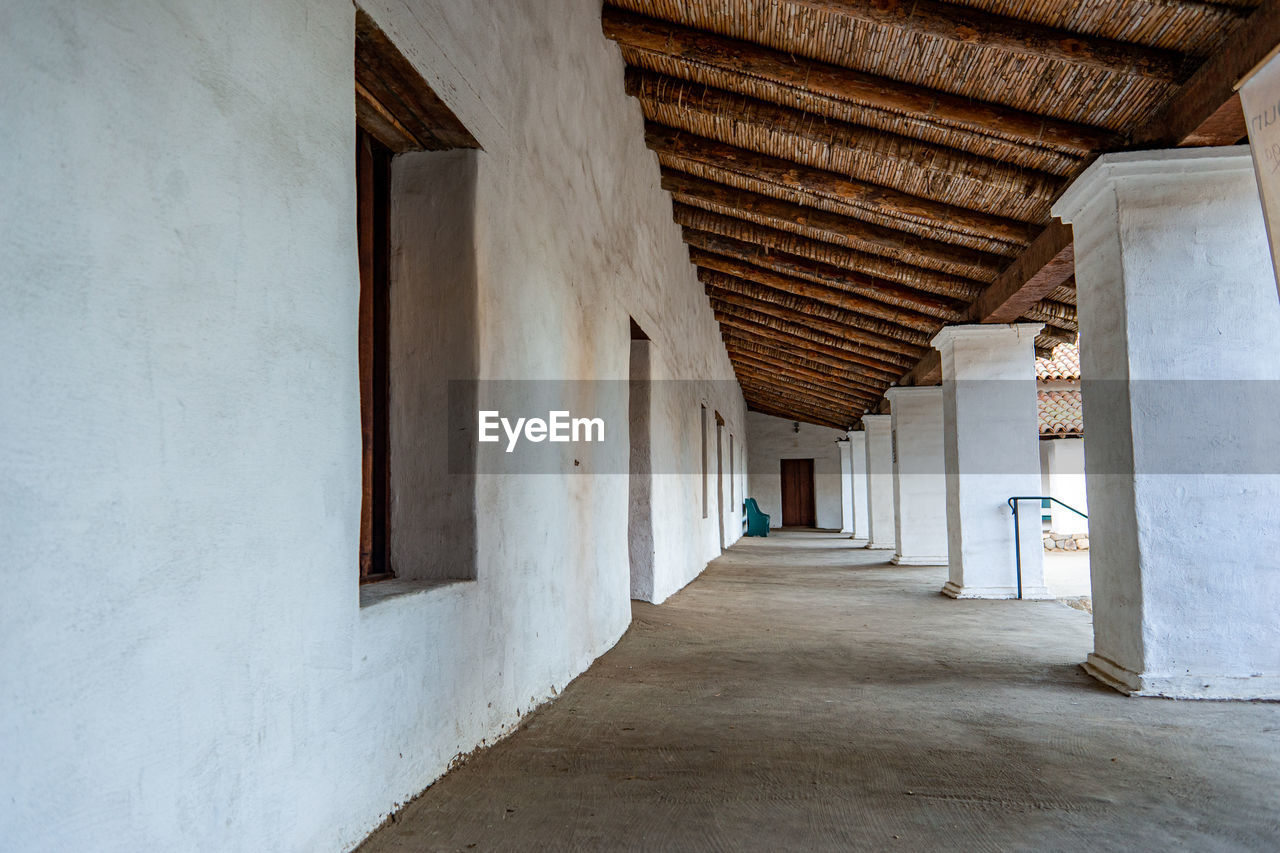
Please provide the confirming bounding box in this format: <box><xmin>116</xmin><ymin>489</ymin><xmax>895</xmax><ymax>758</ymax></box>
<box><xmin>628</xmin><ymin>318</ymin><xmax>655</xmax><ymax>600</ymax></box>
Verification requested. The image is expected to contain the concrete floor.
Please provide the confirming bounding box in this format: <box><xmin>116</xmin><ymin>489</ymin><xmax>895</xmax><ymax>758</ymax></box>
<box><xmin>358</xmin><ymin>531</ymin><xmax>1280</xmax><ymax>852</ymax></box>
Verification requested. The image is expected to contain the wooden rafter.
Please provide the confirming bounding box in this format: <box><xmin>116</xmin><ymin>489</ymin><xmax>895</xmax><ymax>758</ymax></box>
<box><xmin>602</xmin><ymin>6</ymin><xmax>1119</xmax><ymax>154</ymax></box>
<box><xmin>712</xmin><ymin>306</ymin><xmax>911</xmax><ymax>376</ymax></box>
<box><xmin>770</xmin><ymin>0</ymin><xmax>1189</xmax><ymax>82</ymax></box>
<box><xmin>665</xmin><ymin>169</ymin><xmax>1009</xmax><ymax>278</ymax></box>
<box><xmin>645</xmin><ymin>122</ymin><xmax>1037</xmax><ymax>245</ymax></box>
<box><xmin>691</xmin><ymin>249</ymin><xmax>944</xmax><ymax>333</ymax></box>
<box><xmin>683</xmin><ymin>227</ymin><xmax>966</xmax><ymax>320</ymax></box>
<box><xmin>603</xmin><ymin>1</ymin><xmax>1268</xmax><ymax>425</ymax></box>
<box><xmin>703</xmin><ymin>272</ymin><xmax>928</xmax><ymax>358</ymax></box>
<box><xmin>673</xmin><ymin>204</ymin><xmax>985</xmax><ymax>303</ymax></box>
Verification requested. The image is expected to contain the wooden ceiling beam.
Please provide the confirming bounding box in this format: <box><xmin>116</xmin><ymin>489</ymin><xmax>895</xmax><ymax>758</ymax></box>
<box><xmin>743</xmin><ymin>397</ymin><xmax>853</xmax><ymax>431</ymax></box>
<box><xmin>690</xmin><ymin>248</ymin><xmax>944</xmax><ymax>333</ymax></box>
<box><xmin>964</xmin><ymin>221</ymin><xmax>1077</xmax><ymax>325</ymax></box>
<box><xmin>891</xmin><ymin>2</ymin><xmax>1280</xmax><ymax>392</ymax></box>
<box><xmin>780</xmin><ymin>0</ymin><xmax>1187</xmax><ymax>82</ymax></box>
<box><xmin>685</xmin><ymin>227</ymin><xmax>966</xmax><ymax>321</ymax></box>
<box><xmin>602</xmin><ymin>6</ymin><xmax>1118</xmax><ymax>154</ymax></box>
<box><xmin>628</xmin><ymin>66</ymin><xmax>1070</xmax><ymax>185</ymax></box>
<box><xmin>727</xmin><ymin>338</ymin><xmax>885</xmax><ymax>386</ymax></box>
<box><xmin>1134</xmin><ymin>0</ymin><xmax>1280</xmax><ymax>147</ymax></box>
<box><xmin>674</xmin><ymin>203</ymin><xmax>985</xmax><ymax>303</ymax></box>
<box><xmin>702</xmin><ymin>272</ymin><xmax>928</xmax><ymax>357</ymax></box>
<box><xmin>734</xmin><ymin>367</ymin><xmax>875</xmax><ymax>410</ymax></box>
<box><xmin>645</xmin><ymin>121</ymin><xmax>1039</xmax><ymax>246</ymax></box>
<box><xmin>665</xmin><ymin>169</ymin><xmax>1009</xmax><ymax>278</ymax></box>
<box><xmin>725</xmin><ymin>342</ymin><xmax>886</xmax><ymax>394</ymax></box>
<box><xmin>737</xmin><ymin>370</ymin><xmax>865</xmax><ymax>409</ymax></box>
<box><xmin>721</xmin><ymin>328</ymin><xmax>897</xmax><ymax>383</ymax></box>
<box><xmin>735</xmin><ymin>370</ymin><xmax>868</xmax><ymax>411</ymax></box>
<box><xmin>712</xmin><ymin>306</ymin><xmax>910</xmax><ymax>376</ymax></box>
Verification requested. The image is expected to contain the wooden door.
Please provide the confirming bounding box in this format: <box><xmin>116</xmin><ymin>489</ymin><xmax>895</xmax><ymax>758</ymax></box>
<box><xmin>780</xmin><ymin>458</ymin><xmax>816</xmax><ymax>527</ymax></box>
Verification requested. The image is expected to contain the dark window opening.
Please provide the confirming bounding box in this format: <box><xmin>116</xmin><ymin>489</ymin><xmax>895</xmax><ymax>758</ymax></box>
<box><xmin>358</xmin><ymin>128</ymin><xmax>393</xmax><ymax>584</ymax></box>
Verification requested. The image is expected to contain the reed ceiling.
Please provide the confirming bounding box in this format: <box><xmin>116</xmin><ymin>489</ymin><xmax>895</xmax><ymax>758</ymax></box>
<box><xmin>603</xmin><ymin>0</ymin><xmax>1270</xmax><ymax>429</ymax></box>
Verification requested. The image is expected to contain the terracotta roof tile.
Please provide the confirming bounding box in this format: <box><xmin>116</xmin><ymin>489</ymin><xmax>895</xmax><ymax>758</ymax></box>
<box><xmin>1036</xmin><ymin>342</ymin><xmax>1080</xmax><ymax>381</ymax></box>
<box><xmin>1039</xmin><ymin>389</ymin><xmax>1083</xmax><ymax>437</ymax></box>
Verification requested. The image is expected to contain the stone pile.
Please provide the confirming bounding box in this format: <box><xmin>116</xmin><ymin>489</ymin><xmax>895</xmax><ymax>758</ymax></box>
<box><xmin>1044</xmin><ymin>532</ymin><xmax>1089</xmax><ymax>551</ymax></box>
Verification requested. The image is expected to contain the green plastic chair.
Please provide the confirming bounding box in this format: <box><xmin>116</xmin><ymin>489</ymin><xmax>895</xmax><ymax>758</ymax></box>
<box><xmin>744</xmin><ymin>498</ymin><xmax>770</xmax><ymax>537</ymax></box>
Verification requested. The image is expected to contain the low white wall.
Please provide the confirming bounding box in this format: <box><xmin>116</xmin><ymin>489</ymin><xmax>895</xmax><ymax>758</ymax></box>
<box><xmin>1044</xmin><ymin>438</ymin><xmax>1088</xmax><ymax>535</ymax></box>
<box><xmin>746</xmin><ymin>413</ymin><xmax>844</xmax><ymax>529</ymax></box>
<box><xmin>0</xmin><ymin>1</ymin><xmax>746</xmax><ymax>850</ymax></box>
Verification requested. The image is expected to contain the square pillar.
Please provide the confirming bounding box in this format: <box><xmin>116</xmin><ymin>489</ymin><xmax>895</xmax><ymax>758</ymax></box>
<box><xmin>932</xmin><ymin>324</ymin><xmax>1048</xmax><ymax>599</ymax></box>
<box><xmin>885</xmin><ymin>387</ymin><xmax>948</xmax><ymax>566</ymax></box>
<box><xmin>1054</xmin><ymin>146</ymin><xmax>1280</xmax><ymax>699</ymax></box>
<box><xmin>838</xmin><ymin>439</ymin><xmax>854</xmax><ymax>534</ymax></box>
<box><xmin>861</xmin><ymin>414</ymin><xmax>895</xmax><ymax>549</ymax></box>
<box><xmin>848</xmin><ymin>430</ymin><xmax>869</xmax><ymax>545</ymax></box>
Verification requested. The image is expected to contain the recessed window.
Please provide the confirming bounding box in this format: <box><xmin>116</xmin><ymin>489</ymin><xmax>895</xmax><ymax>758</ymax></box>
<box><xmin>355</xmin><ymin>9</ymin><xmax>480</xmax><ymax>588</ymax></box>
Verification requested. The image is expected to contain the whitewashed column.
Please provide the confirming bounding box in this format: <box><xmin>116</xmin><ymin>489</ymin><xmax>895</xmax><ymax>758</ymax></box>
<box><xmin>848</xmin><ymin>429</ymin><xmax>869</xmax><ymax>545</ymax></box>
<box><xmin>1055</xmin><ymin>146</ymin><xmax>1280</xmax><ymax>699</ymax></box>
<box><xmin>885</xmin><ymin>387</ymin><xmax>948</xmax><ymax>565</ymax></box>
<box><xmin>932</xmin><ymin>324</ymin><xmax>1047</xmax><ymax>599</ymax></box>
<box><xmin>838</xmin><ymin>439</ymin><xmax>854</xmax><ymax>534</ymax></box>
<box><xmin>861</xmin><ymin>414</ymin><xmax>895</xmax><ymax>550</ymax></box>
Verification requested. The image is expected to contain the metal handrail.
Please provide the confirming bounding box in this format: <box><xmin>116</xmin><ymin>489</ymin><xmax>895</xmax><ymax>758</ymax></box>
<box><xmin>1006</xmin><ymin>496</ymin><xmax>1088</xmax><ymax>600</ymax></box>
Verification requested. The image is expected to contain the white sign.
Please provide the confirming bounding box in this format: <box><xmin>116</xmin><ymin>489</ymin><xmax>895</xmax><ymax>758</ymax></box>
<box><xmin>1240</xmin><ymin>50</ymin><xmax>1280</xmax><ymax>297</ymax></box>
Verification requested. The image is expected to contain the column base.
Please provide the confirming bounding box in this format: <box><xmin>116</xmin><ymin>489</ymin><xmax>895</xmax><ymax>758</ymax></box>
<box><xmin>890</xmin><ymin>554</ymin><xmax>948</xmax><ymax>566</ymax></box>
<box><xmin>1081</xmin><ymin>653</ymin><xmax>1280</xmax><ymax>700</ymax></box>
<box><xmin>840</xmin><ymin>526</ymin><xmax>853</xmax><ymax>534</ymax></box>
<box><xmin>864</xmin><ymin>541</ymin><xmax>895</xmax><ymax>550</ymax></box>
<box><xmin>848</xmin><ymin>537</ymin><xmax>869</xmax><ymax>547</ymax></box>
<box><xmin>940</xmin><ymin>581</ymin><xmax>1053</xmax><ymax>600</ymax></box>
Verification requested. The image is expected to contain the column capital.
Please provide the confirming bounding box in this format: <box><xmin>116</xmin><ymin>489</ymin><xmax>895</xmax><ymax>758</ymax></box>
<box><xmin>861</xmin><ymin>413</ymin><xmax>892</xmax><ymax>431</ymax></box>
<box><xmin>930</xmin><ymin>322</ymin><xmax>1042</xmax><ymax>354</ymax></box>
<box><xmin>1053</xmin><ymin>145</ymin><xmax>1253</xmax><ymax>225</ymax></box>
<box><xmin>884</xmin><ymin>385</ymin><xmax>942</xmax><ymax>405</ymax></box>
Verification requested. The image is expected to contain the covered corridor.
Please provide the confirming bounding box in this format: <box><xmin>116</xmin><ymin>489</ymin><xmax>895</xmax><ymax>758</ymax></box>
<box><xmin>360</xmin><ymin>532</ymin><xmax>1280</xmax><ymax>852</ymax></box>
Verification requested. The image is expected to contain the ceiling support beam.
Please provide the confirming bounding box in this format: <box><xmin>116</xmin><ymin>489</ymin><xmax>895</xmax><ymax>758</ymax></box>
<box><xmin>779</xmin><ymin>0</ymin><xmax>1186</xmax><ymax>82</ymax></box>
<box><xmin>721</xmin><ymin>328</ymin><xmax>897</xmax><ymax>383</ymax></box>
<box><xmin>736</xmin><ymin>370</ymin><xmax>869</xmax><ymax>410</ymax></box>
<box><xmin>966</xmin><ymin>221</ymin><xmax>1076</xmax><ymax>325</ymax></box>
<box><xmin>725</xmin><ymin>344</ymin><xmax>886</xmax><ymax>396</ymax></box>
<box><xmin>665</xmin><ymin>169</ymin><xmax>1009</xmax><ymax>279</ymax></box>
<box><xmin>685</xmin><ymin>227</ymin><xmax>966</xmax><ymax>320</ymax></box>
<box><xmin>674</xmin><ymin>204</ymin><xmax>985</xmax><ymax>303</ymax></box>
<box><xmin>691</xmin><ymin>248</ymin><xmax>944</xmax><ymax>333</ymax></box>
<box><xmin>703</xmin><ymin>273</ymin><xmax>928</xmax><ymax>358</ymax></box>
<box><xmin>712</xmin><ymin>305</ymin><xmax>911</xmax><ymax>376</ymax></box>
<box><xmin>645</xmin><ymin>122</ymin><xmax>1039</xmax><ymax>246</ymax></box>
<box><xmin>1135</xmin><ymin>0</ymin><xmax>1280</xmax><ymax>147</ymax></box>
<box><xmin>743</xmin><ymin>397</ymin><xmax>852</xmax><ymax>431</ymax></box>
<box><xmin>602</xmin><ymin>6</ymin><xmax>1118</xmax><ymax>154</ymax></box>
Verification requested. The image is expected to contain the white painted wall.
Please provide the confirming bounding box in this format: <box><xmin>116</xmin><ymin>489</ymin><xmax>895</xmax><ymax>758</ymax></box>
<box><xmin>0</xmin><ymin>1</ymin><xmax>746</xmax><ymax>849</ymax></box>
<box><xmin>1044</xmin><ymin>438</ymin><xmax>1088</xmax><ymax>535</ymax></box>
<box><xmin>746</xmin><ymin>413</ymin><xmax>844</xmax><ymax>529</ymax></box>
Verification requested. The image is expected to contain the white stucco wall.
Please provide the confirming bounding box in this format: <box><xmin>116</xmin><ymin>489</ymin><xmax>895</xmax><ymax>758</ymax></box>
<box><xmin>1043</xmin><ymin>438</ymin><xmax>1088</xmax><ymax>535</ymax></box>
<box><xmin>746</xmin><ymin>413</ymin><xmax>845</xmax><ymax>529</ymax></box>
<box><xmin>0</xmin><ymin>1</ymin><xmax>746</xmax><ymax>849</ymax></box>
